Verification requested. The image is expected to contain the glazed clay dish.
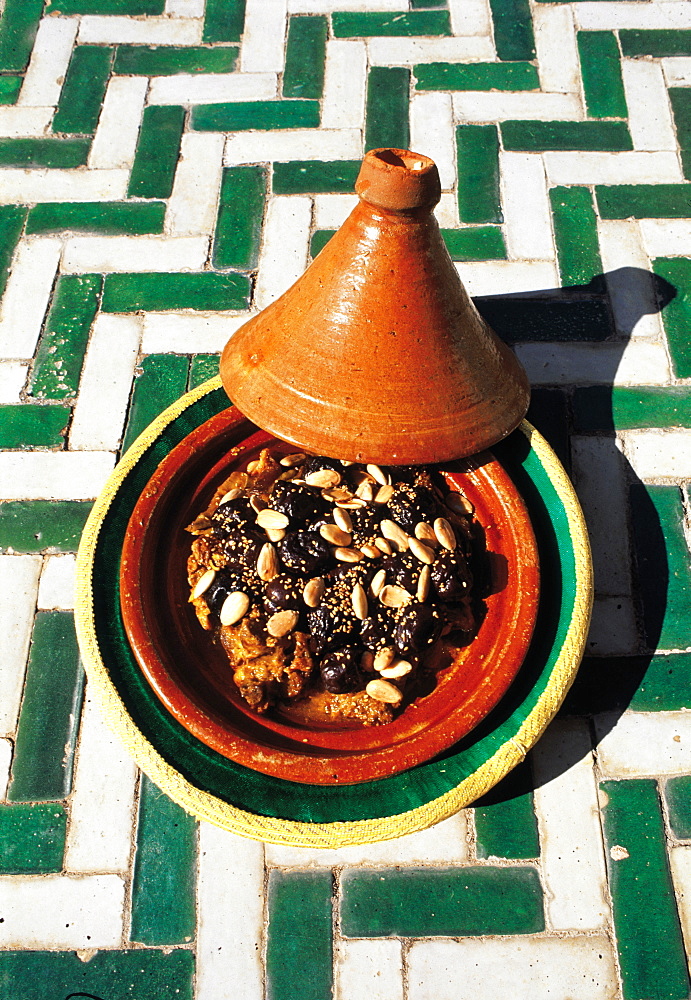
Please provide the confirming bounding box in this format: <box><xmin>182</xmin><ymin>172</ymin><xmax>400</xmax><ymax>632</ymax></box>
<box><xmin>119</xmin><ymin>407</ymin><xmax>540</xmax><ymax>785</ymax></box>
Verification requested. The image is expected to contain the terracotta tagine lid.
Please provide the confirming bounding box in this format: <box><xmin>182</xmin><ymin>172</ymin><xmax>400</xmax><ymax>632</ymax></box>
<box><xmin>220</xmin><ymin>148</ymin><xmax>530</xmax><ymax>465</ymax></box>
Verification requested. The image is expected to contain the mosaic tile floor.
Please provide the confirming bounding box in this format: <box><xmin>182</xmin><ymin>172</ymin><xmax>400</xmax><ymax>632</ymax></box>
<box><xmin>1</xmin><ymin>0</ymin><xmax>691</xmax><ymax>997</ymax></box>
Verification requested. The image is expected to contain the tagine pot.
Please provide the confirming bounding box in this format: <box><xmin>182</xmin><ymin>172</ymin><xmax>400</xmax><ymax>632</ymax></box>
<box><xmin>220</xmin><ymin>148</ymin><xmax>530</xmax><ymax>466</ymax></box>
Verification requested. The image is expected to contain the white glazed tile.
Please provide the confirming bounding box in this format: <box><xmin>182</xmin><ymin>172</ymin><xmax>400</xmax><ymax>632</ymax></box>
<box><xmin>0</xmin><ymin>362</ymin><xmax>27</xmax><ymax>402</ymax></box>
<box><xmin>0</xmin><ymin>169</ymin><xmax>129</xmax><ymax>204</ymax></box>
<box><xmin>0</xmin><ymin>875</ymin><xmax>125</xmax><ymax>949</ymax></box>
<box><xmin>0</xmin><ymin>738</ymin><xmax>12</xmax><ymax>798</ymax></box>
<box><xmin>622</xmin><ymin>61</ymin><xmax>677</xmax><ymax>152</ymax></box>
<box><xmin>37</xmin><ymin>554</ymin><xmax>76</xmax><ymax>611</ymax></box>
<box><xmin>410</xmin><ymin>93</ymin><xmax>455</xmax><ymax>189</ymax></box>
<box><xmin>640</xmin><ymin>219</ymin><xmax>691</xmax><ymax>258</ymax></box>
<box><xmin>533</xmin><ymin>6</ymin><xmax>580</xmax><ymax>94</ymax></box>
<box><xmin>453</xmin><ymin>92</ymin><xmax>581</xmax><ymax>122</ymax></box>
<box><xmin>0</xmin><ymin>555</ymin><xmax>41</xmax><ymax>736</ymax></box>
<box><xmin>241</xmin><ymin>0</ymin><xmax>288</xmax><ymax>73</ymax></box>
<box><xmin>88</xmin><ymin>77</ymin><xmax>148</xmax><ymax>170</ymax></box>
<box><xmin>575</xmin><ymin>3</ymin><xmax>691</xmax><ymax>29</ymax></box>
<box><xmin>63</xmin><ymin>236</ymin><xmax>209</xmax><ymax>273</ymax></box>
<box><xmin>434</xmin><ymin>193</ymin><xmax>460</xmax><ymax>229</ymax></box>
<box><xmin>335</xmin><ymin>940</ymin><xmax>404</xmax><ymax>1000</ymax></box>
<box><xmin>670</xmin><ymin>847</ymin><xmax>691</xmax><ymax>956</ymax></box>
<box><xmin>370</xmin><ymin>36</ymin><xmax>494</xmax><ymax>65</ymax></box>
<box><xmin>598</xmin><ymin>221</ymin><xmax>664</xmax><ymax>342</ymax></box>
<box><xmin>224</xmin><ymin>128</ymin><xmax>362</xmax><ymax>165</ymax></box>
<box><xmin>78</xmin><ymin>16</ymin><xmax>202</xmax><ymax>45</ymax></box>
<box><xmin>0</xmin><ymin>239</ymin><xmax>62</xmax><ymax>360</ymax></box>
<box><xmin>266</xmin><ymin>813</ymin><xmax>468</xmax><ymax>867</ymax></box>
<box><xmin>253</xmin><ymin>196</ymin><xmax>311</xmax><ymax>310</ymax></box>
<box><xmin>586</xmin><ymin>596</ymin><xmax>639</xmax><ymax>656</ymax></box>
<box><xmin>149</xmin><ymin>72</ymin><xmax>278</xmax><ymax>105</ymax></box>
<box><xmin>0</xmin><ymin>452</ymin><xmax>116</xmax><ymax>501</ymax></box>
<box><xmin>515</xmin><ymin>342</ymin><xmax>671</xmax><ymax>386</ymax></box>
<box><xmin>289</xmin><ymin>0</ymin><xmax>405</xmax><ymax>9</ymax></box>
<box><xmin>544</xmin><ymin>152</ymin><xmax>683</xmax><ymax>186</ymax></box>
<box><xmin>65</xmin><ymin>692</ymin><xmax>138</xmax><ymax>873</ymax></box>
<box><xmin>619</xmin><ymin>429</ymin><xmax>691</xmax><ymax>482</ymax></box>
<box><xmin>407</xmin><ymin>937</ymin><xmax>618</xmax><ymax>1000</ymax></box>
<box><xmin>196</xmin><ymin>824</ymin><xmax>265</xmax><ymax>1000</ymax></box>
<box><xmin>458</xmin><ymin>261</ymin><xmax>558</xmax><ymax>297</ymax></box>
<box><xmin>167</xmin><ymin>133</ymin><xmax>225</xmax><ymax>237</ymax></box>
<box><xmin>533</xmin><ymin>719</ymin><xmax>609</xmax><ymax>930</ymax></box>
<box><xmin>142</xmin><ymin>313</ymin><xmax>249</xmax><ymax>354</ymax></box>
<box><xmin>18</xmin><ymin>17</ymin><xmax>78</xmax><ymax>108</ymax></box>
<box><xmin>448</xmin><ymin>0</ymin><xmax>492</xmax><ymax>37</ymax></box>
<box><xmin>595</xmin><ymin>712</ymin><xmax>691</xmax><ymax>776</ymax></box>
<box><xmin>500</xmin><ymin>153</ymin><xmax>554</xmax><ymax>260</ymax></box>
<box><xmin>0</xmin><ymin>107</ymin><xmax>53</xmax><ymax>138</ymax></box>
<box><xmin>166</xmin><ymin>0</ymin><xmax>205</xmax><ymax>13</ymax></box>
<box><xmin>321</xmin><ymin>41</ymin><xmax>367</xmax><ymax>130</ymax></box>
<box><xmin>70</xmin><ymin>315</ymin><xmax>140</xmax><ymax>452</ymax></box>
<box><xmin>662</xmin><ymin>57</ymin><xmax>691</xmax><ymax>86</ymax></box>
<box><xmin>314</xmin><ymin>193</ymin><xmax>359</xmax><ymax>229</ymax></box>
<box><xmin>571</xmin><ymin>437</ymin><xmax>632</xmax><ymax>598</ymax></box>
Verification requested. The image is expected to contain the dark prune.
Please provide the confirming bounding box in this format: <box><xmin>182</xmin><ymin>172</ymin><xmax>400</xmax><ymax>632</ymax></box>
<box><xmin>380</xmin><ymin>551</ymin><xmax>420</xmax><ymax>592</ymax></box>
<box><xmin>385</xmin><ymin>485</ymin><xmax>438</xmax><ymax>532</ymax></box>
<box><xmin>302</xmin><ymin>455</ymin><xmax>343</xmax><ymax>479</ymax></box>
<box><xmin>320</xmin><ymin>645</ymin><xmax>362</xmax><ymax>693</ymax></box>
<box><xmin>204</xmin><ymin>571</ymin><xmax>248</xmax><ymax>616</ymax></box>
<box><xmin>269</xmin><ymin>480</ymin><xmax>326</xmax><ymax>523</ymax></box>
<box><xmin>431</xmin><ymin>549</ymin><xmax>473</xmax><ymax>600</ymax></box>
<box><xmin>218</xmin><ymin>528</ymin><xmax>264</xmax><ymax>573</ymax></box>
<box><xmin>306</xmin><ymin>605</ymin><xmax>359</xmax><ymax>653</ymax></box>
<box><xmin>349</xmin><ymin>504</ymin><xmax>386</xmax><ymax>545</ymax></box>
<box><xmin>211</xmin><ymin>496</ymin><xmax>255</xmax><ymax>535</ymax></box>
<box><xmin>394</xmin><ymin>604</ymin><xmax>442</xmax><ymax>655</ymax></box>
<box><xmin>278</xmin><ymin>530</ymin><xmax>331</xmax><ymax>575</ymax></box>
<box><xmin>360</xmin><ymin>607</ymin><xmax>397</xmax><ymax>651</ymax></box>
<box><xmin>263</xmin><ymin>574</ymin><xmax>304</xmax><ymax>614</ymax></box>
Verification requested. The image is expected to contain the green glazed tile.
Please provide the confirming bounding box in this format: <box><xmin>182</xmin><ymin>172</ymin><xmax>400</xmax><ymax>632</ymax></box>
<box><xmin>549</xmin><ymin>186</ymin><xmax>602</xmax><ymax>287</ymax></box>
<box><xmin>203</xmin><ymin>0</ymin><xmax>246</xmax><ymax>43</ymax></box>
<box><xmin>310</xmin><ymin>229</ymin><xmax>335</xmax><ymax>258</ymax></box>
<box><xmin>0</xmin><ymin>138</ymin><xmax>91</xmax><ymax>168</ymax></box>
<box><xmin>441</xmin><ymin>226</ymin><xmax>506</xmax><ymax>260</ymax></box>
<box><xmin>415</xmin><ymin>61</ymin><xmax>538</xmax><ymax>91</ymax></box>
<box><xmin>0</xmin><ymin>75</ymin><xmax>22</xmax><ymax>105</ymax></box>
<box><xmin>0</xmin><ymin>501</ymin><xmax>93</xmax><ymax>553</ymax></box>
<box><xmin>273</xmin><ymin>159</ymin><xmax>360</xmax><ymax>195</ymax></box>
<box><xmin>598</xmin><ymin>184</ymin><xmax>691</xmax><ymax>219</ymax></box>
<box><xmin>122</xmin><ymin>354</ymin><xmax>190</xmax><ymax>454</ymax></box>
<box><xmin>578</xmin><ymin>32</ymin><xmax>627</xmax><ymax>119</ymax></box>
<box><xmin>488</xmin><ymin>0</ymin><xmax>536</xmax><ymax>60</ymax></box>
<box><xmin>27</xmin><ymin>201</ymin><xmax>166</xmax><ymax>236</ymax></box>
<box><xmin>114</xmin><ymin>44</ymin><xmax>238</xmax><ymax>75</ymax></box>
<box><xmin>456</xmin><ymin>125</ymin><xmax>502</xmax><ymax>223</ymax></box>
<box><xmin>365</xmin><ymin>67</ymin><xmax>410</xmax><ymax>152</ymax></box>
<box><xmin>630</xmin><ymin>484</ymin><xmax>691</xmax><ymax>652</ymax></box>
<box><xmin>131</xmin><ymin>776</ymin><xmax>197</xmax><ymax>945</ymax></box>
<box><xmin>620</xmin><ymin>29</ymin><xmax>691</xmax><ymax>57</ymax></box>
<box><xmin>0</xmin><ymin>950</ymin><xmax>194</xmax><ymax>1000</ymax></box>
<box><xmin>0</xmin><ymin>803</ymin><xmax>67</xmax><ymax>874</ymax></box>
<box><xmin>52</xmin><ymin>45</ymin><xmax>113</xmax><ymax>135</ymax></box>
<box><xmin>601</xmin><ymin>779</ymin><xmax>690</xmax><ymax>1000</ymax></box>
<box><xmin>573</xmin><ymin>386</ymin><xmax>691</xmax><ymax>432</ymax></box>
<box><xmin>654</xmin><ymin>258</ymin><xmax>691</xmax><ymax>377</ymax></box>
<box><xmin>8</xmin><ymin>612</ymin><xmax>84</xmax><ymax>802</ymax></box>
<box><xmin>412</xmin><ymin>0</ymin><xmax>449</xmax><ymax>7</ymax></box>
<box><xmin>0</xmin><ymin>205</ymin><xmax>27</xmax><ymax>300</ymax></box>
<box><xmin>562</xmin><ymin>654</ymin><xmax>691</xmax><ymax>715</ymax></box>
<box><xmin>29</xmin><ymin>274</ymin><xmax>101</xmax><ymax>401</ymax></box>
<box><xmin>0</xmin><ymin>404</ymin><xmax>70</xmax><ymax>449</ymax></box>
<box><xmin>669</xmin><ymin>89</ymin><xmax>691</xmax><ymax>158</ymax></box>
<box><xmin>526</xmin><ymin>387</ymin><xmax>571</xmax><ymax>473</ymax></box>
<box><xmin>191</xmin><ymin>100</ymin><xmax>320</xmax><ymax>132</ymax></box>
<box><xmin>502</xmin><ymin>120</ymin><xmax>632</xmax><ymax>151</ymax></box>
<box><xmin>283</xmin><ymin>16</ymin><xmax>327</xmax><ymax>99</ymax></box>
<box><xmin>50</xmin><ymin>0</ymin><xmax>165</xmax><ymax>11</ymax></box>
<box><xmin>666</xmin><ymin>775</ymin><xmax>691</xmax><ymax>838</ymax></box>
<box><xmin>474</xmin><ymin>295</ymin><xmax>613</xmax><ymax>342</ymax></box>
<box><xmin>128</xmin><ymin>105</ymin><xmax>186</xmax><ymax>199</ymax></box>
<box><xmin>102</xmin><ymin>272</ymin><xmax>251</xmax><ymax>312</ymax></box>
<box><xmin>212</xmin><ymin>164</ymin><xmax>266</xmax><ymax>269</ymax></box>
<box><xmin>341</xmin><ymin>867</ymin><xmax>544</xmax><ymax>936</ymax></box>
<box><xmin>189</xmin><ymin>354</ymin><xmax>219</xmax><ymax>389</ymax></box>
<box><xmin>267</xmin><ymin>871</ymin><xmax>333</xmax><ymax>1000</ymax></box>
<box><xmin>474</xmin><ymin>760</ymin><xmax>540</xmax><ymax>859</ymax></box>
<box><xmin>332</xmin><ymin>11</ymin><xmax>451</xmax><ymax>37</ymax></box>
<box><xmin>681</xmin><ymin>149</ymin><xmax>691</xmax><ymax>181</ymax></box>
<box><xmin>0</xmin><ymin>0</ymin><xmax>44</xmax><ymax>73</ymax></box>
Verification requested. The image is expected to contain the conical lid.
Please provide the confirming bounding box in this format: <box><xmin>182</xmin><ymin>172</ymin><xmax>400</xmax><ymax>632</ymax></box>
<box><xmin>220</xmin><ymin>148</ymin><xmax>530</xmax><ymax>465</ymax></box>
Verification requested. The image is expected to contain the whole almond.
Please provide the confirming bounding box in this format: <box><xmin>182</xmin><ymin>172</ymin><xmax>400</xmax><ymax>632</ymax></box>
<box><xmin>380</xmin><ymin>519</ymin><xmax>409</xmax><ymax>552</ymax></box>
<box><xmin>191</xmin><ymin>568</ymin><xmax>216</xmax><ymax>600</ymax></box>
<box><xmin>351</xmin><ymin>583</ymin><xmax>368</xmax><ymax>620</ymax></box>
<box><xmin>417</xmin><ymin>564</ymin><xmax>431</xmax><ymax>602</ymax></box>
<box><xmin>409</xmin><ymin>536</ymin><xmax>435</xmax><ymax>565</ymax></box>
<box><xmin>380</xmin><ymin>584</ymin><xmax>412</xmax><ymax>608</ymax></box>
<box><xmin>249</xmin><ymin>495</ymin><xmax>266</xmax><ymax>513</ymax></box>
<box><xmin>322</xmin><ymin>486</ymin><xmax>352</xmax><ymax>502</ymax></box>
<box><xmin>219</xmin><ymin>488</ymin><xmax>242</xmax><ymax>505</ymax></box>
<box><xmin>374</xmin><ymin>536</ymin><xmax>394</xmax><ymax>556</ymax></box>
<box><xmin>257</xmin><ymin>542</ymin><xmax>279</xmax><ymax>581</ymax></box>
<box><xmin>373</xmin><ymin>646</ymin><xmax>395</xmax><ymax>672</ymax></box>
<box><xmin>414</xmin><ymin>521</ymin><xmax>438</xmax><ymax>546</ymax></box>
<box><xmin>434</xmin><ymin>517</ymin><xmax>457</xmax><ymax>551</ymax></box>
<box><xmin>333</xmin><ymin>507</ymin><xmax>352</xmax><ymax>532</ymax></box>
<box><xmin>219</xmin><ymin>591</ymin><xmax>250</xmax><ymax>626</ymax></box>
<box><xmin>303</xmin><ymin>577</ymin><xmax>325</xmax><ymax>608</ymax></box>
<box><xmin>446</xmin><ymin>491</ymin><xmax>474</xmax><ymax>516</ymax></box>
<box><xmin>366</xmin><ymin>464</ymin><xmax>389</xmax><ymax>486</ymax></box>
<box><xmin>265</xmin><ymin>526</ymin><xmax>286</xmax><ymax>543</ymax></box>
<box><xmin>370</xmin><ymin>568</ymin><xmax>387</xmax><ymax>598</ymax></box>
<box><xmin>279</xmin><ymin>452</ymin><xmax>306</xmax><ymax>467</ymax></box>
<box><xmin>320</xmin><ymin>523</ymin><xmax>352</xmax><ymax>547</ymax></box>
<box><xmin>374</xmin><ymin>484</ymin><xmax>394</xmax><ymax>504</ymax></box>
<box><xmin>305</xmin><ymin>469</ymin><xmax>341</xmax><ymax>488</ymax></box>
<box><xmin>360</xmin><ymin>650</ymin><xmax>375</xmax><ymax>672</ymax></box>
<box><xmin>266</xmin><ymin>609</ymin><xmax>299</xmax><ymax>638</ymax></box>
<box><xmin>246</xmin><ymin>460</ymin><xmax>260</xmax><ymax>475</ymax></box>
<box><xmin>380</xmin><ymin>659</ymin><xmax>413</xmax><ymax>680</ymax></box>
<box><xmin>336</xmin><ymin>498</ymin><xmax>366</xmax><ymax>509</ymax></box>
<box><xmin>366</xmin><ymin>678</ymin><xmax>403</xmax><ymax>705</ymax></box>
<box><xmin>256</xmin><ymin>508</ymin><xmax>290</xmax><ymax>531</ymax></box>
<box><xmin>360</xmin><ymin>544</ymin><xmax>381</xmax><ymax>559</ymax></box>
<box><xmin>356</xmin><ymin>480</ymin><xmax>374</xmax><ymax>501</ymax></box>
<box><xmin>334</xmin><ymin>546</ymin><xmax>364</xmax><ymax>563</ymax></box>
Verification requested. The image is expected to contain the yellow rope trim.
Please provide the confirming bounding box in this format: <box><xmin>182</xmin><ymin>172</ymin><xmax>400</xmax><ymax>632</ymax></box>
<box><xmin>75</xmin><ymin>384</ymin><xmax>592</xmax><ymax>848</ymax></box>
